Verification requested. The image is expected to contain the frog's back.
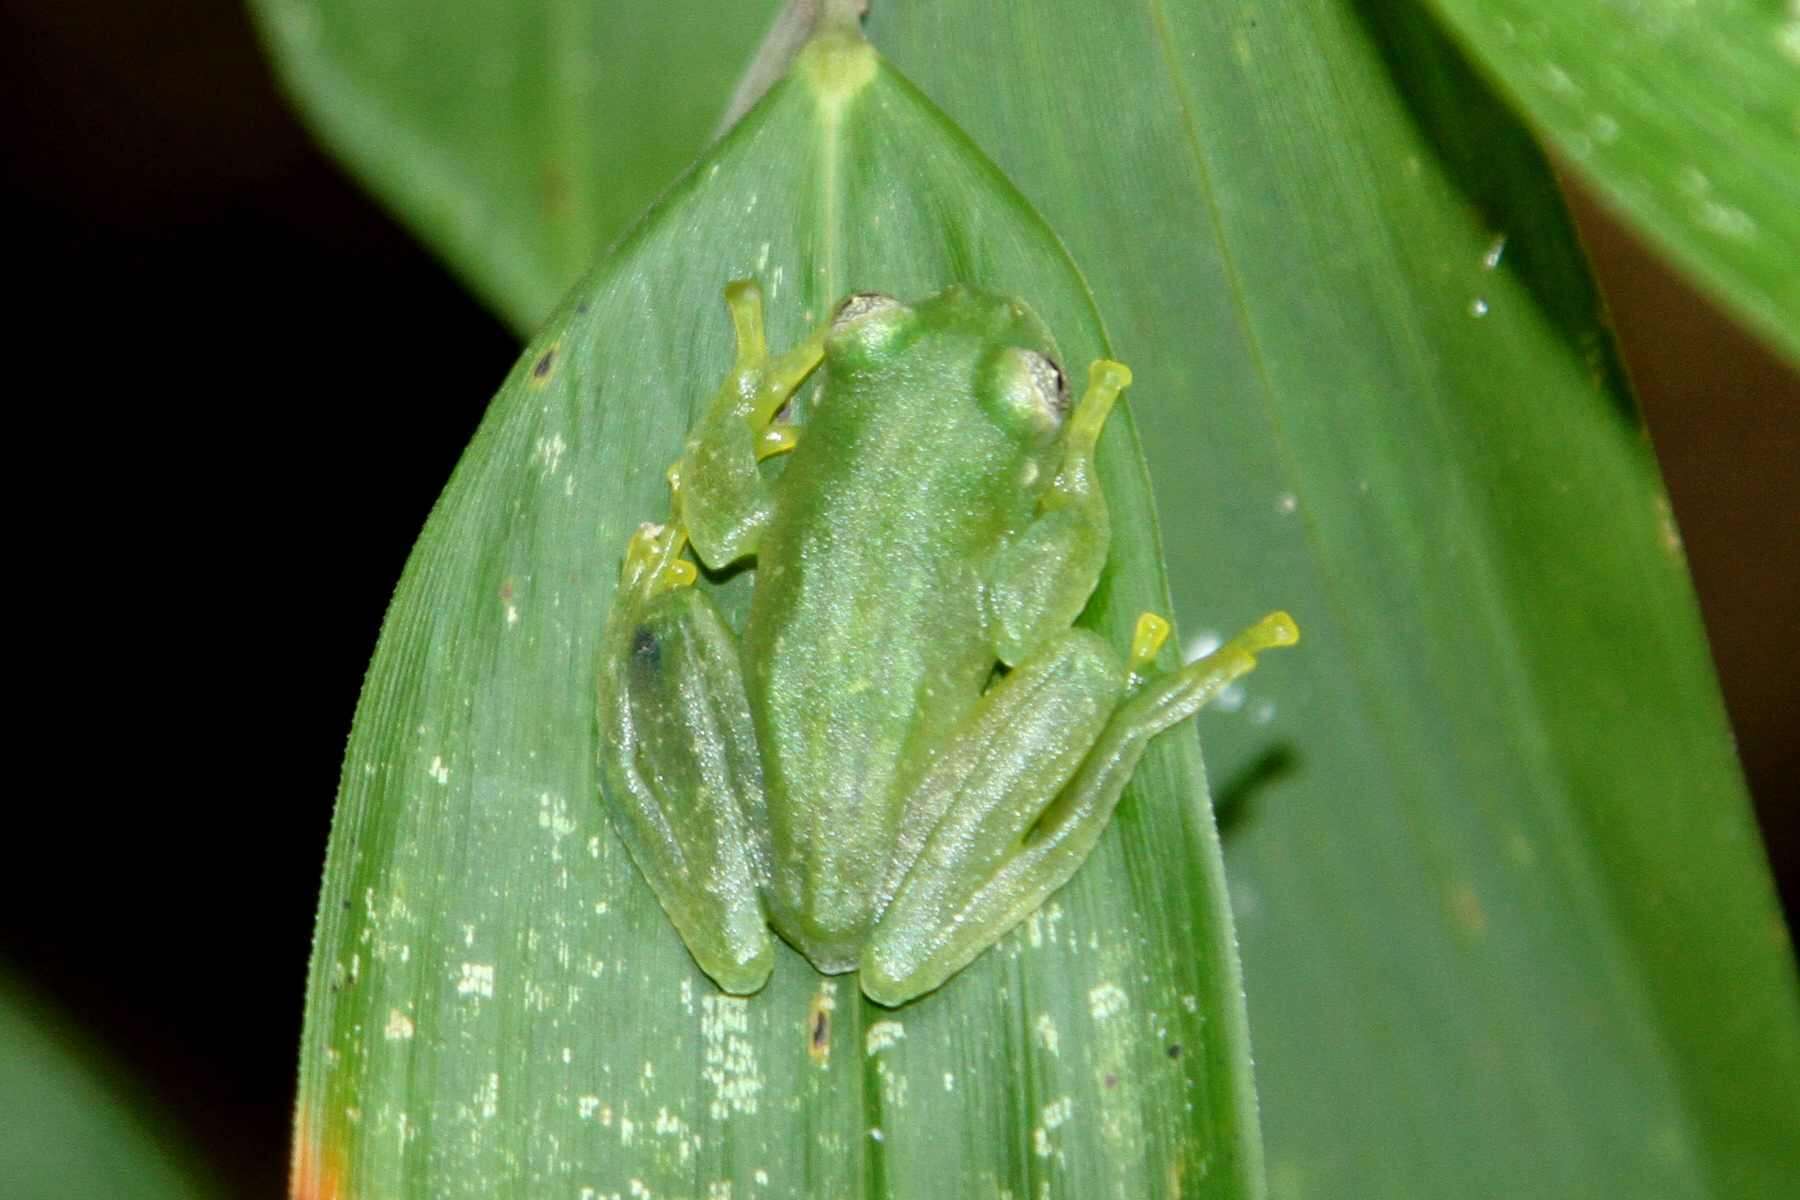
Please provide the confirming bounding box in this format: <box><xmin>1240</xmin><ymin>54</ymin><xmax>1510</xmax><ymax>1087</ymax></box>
<box><xmin>745</xmin><ymin>301</ymin><xmax>1053</xmax><ymax>968</ymax></box>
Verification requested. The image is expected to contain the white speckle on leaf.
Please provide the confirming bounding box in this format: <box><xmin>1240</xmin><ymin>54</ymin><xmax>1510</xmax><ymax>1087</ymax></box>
<box><xmin>1034</xmin><ymin>1012</ymin><xmax>1060</xmax><ymax>1056</ymax></box>
<box><xmin>457</xmin><ymin>962</ymin><xmax>495</xmax><ymax>998</ymax></box>
<box><xmin>383</xmin><ymin>1009</ymin><xmax>414</xmax><ymax>1040</ymax></box>
<box><xmin>1042</xmin><ymin>1095</ymin><xmax>1074</xmax><ymax>1130</ymax></box>
<box><xmin>1275</xmin><ymin>491</ymin><xmax>1298</xmax><ymax>514</ymax></box>
<box><xmin>1089</xmin><ymin>982</ymin><xmax>1129</xmax><ymax>1021</ymax></box>
<box><xmin>538</xmin><ymin>791</ymin><xmax>576</xmax><ymax>838</ymax></box>
<box><xmin>506</xmin><ymin>603</ymin><xmax>519</xmax><ymax>627</ymax></box>
<box><xmin>701</xmin><ymin>995</ymin><xmax>763</xmax><ymax>1118</ymax></box>
<box><xmin>482</xmin><ymin>1073</ymin><xmax>502</xmax><ymax>1119</ymax></box>
<box><xmin>943</xmin><ymin>1071</ymin><xmax>956</xmax><ymax>1092</ymax></box>
<box><xmin>427</xmin><ymin>756</ymin><xmax>450</xmax><ymax>785</ymax></box>
<box><xmin>1250</xmin><ymin>698</ymin><xmax>1277</xmax><ymax>725</ymax></box>
<box><xmin>865</xmin><ymin>1020</ymin><xmax>906</xmax><ymax>1055</ymax></box>
<box><xmin>534</xmin><ymin>432</ymin><xmax>568</xmax><ymax>475</ymax></box>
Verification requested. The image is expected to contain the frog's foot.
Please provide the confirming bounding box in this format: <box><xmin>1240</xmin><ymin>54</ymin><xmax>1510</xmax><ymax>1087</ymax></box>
<box><xmin>618</xmin><ymin>520</ymin><xmax>697</xmax><ymax>601</ymax></box>
<box><xmin>676</xmin><ymin>284</ymin><xmax>828</xmax><ymax>566</ymax></box>
<box><xmin>1111</xmin><ymin>609</ymin><xmax>1298</xmax><ymax>733</ymax></box>
<box><xmin>723</xmin><ymin>279</ymin><xmax>829</xmax><ymax>444</ymax></box>
<box><xmin>1068</xmin><ymin>359</ymin><xmax>1131</xmax><ymax>452</ymax></box>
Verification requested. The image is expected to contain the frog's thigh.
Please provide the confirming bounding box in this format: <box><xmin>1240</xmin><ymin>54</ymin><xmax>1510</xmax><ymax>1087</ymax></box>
<box><xmin>597</xmin><ymin>585</ymin><xmax>774</xmax><ymax>993</ymax></box>
<box><xmin>862</xmin><ymin>629</ymin><xmax>1126</xmax><ymax>1005</ymax></box>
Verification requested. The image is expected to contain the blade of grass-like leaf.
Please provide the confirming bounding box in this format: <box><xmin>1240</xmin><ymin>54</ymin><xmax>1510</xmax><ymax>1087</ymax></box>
<box><xmin>1</xmin><ymin>978</ymin><xmax>223</xmax><ymax>1200</ymax></box>
<box><xmin>1417</xmin><ymin>0</ymin><xmax>1800</xmax><ymax>365</ymax></box>
<box><xmin>867</xmin><ymin>2</ymin><xmax>1800</xmax><ymax>1197</ymax></box>
<box><xmin>292</xmin><ymin>31</ymin><xmax>1265</xmax><ymax>1199</ymax></box>
<box><xmin>247</xmin><ymin>0</ymin><xmax>782</xmax><ymax>331</ymax></box>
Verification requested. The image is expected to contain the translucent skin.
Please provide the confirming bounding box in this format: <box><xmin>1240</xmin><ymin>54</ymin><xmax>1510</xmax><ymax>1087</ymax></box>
<box><xmin>742</xmin><ymin>288</ymin><xmax>1085</xmax><ymax>970</ymax></box>
<box><xmin>596</xmin><ymin>282</ymin><xmax>1296</xmax><ymax>1004</ymax></box>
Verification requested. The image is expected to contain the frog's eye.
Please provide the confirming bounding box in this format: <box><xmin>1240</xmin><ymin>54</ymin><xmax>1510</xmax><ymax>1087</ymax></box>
<box><xmin>829</xmin><ymin>292</ymin><xmax>905</xmax><ymax>334</ymax></box>
<box><xmin>990</xmin><ymin>347</ymin><xmax>1071</xmax><ymax>438</ymax></box>
<box><xmin>1020</xmin><ymin>350</ymin><xmax>1071</xmax><ymax>419</ymax></box>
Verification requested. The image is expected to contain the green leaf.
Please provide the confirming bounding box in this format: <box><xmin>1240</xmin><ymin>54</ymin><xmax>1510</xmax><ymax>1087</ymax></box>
<box><xmin>0</xmin><ymin>977</ymin><xmax>222</xmax><ymax>1200</ymax></box>
<box><xmin>865</xmin><ymin>3</ymin><xmax>1800</xmax><ymax>1197</ymax></box>
<box><xmin>291</xmin><ymin>31</ymin><xmax>1264</xmax><ymax>1199</ymax></box>
<box><xmin>1415</xmin><ymin>0</ymin><xmax>1800</xmax><ymax>364</ymax></box>
<box><xmin>248</xmin><ymin>0</ymin><xmax>783</xmax><ymax>331</ymax></box>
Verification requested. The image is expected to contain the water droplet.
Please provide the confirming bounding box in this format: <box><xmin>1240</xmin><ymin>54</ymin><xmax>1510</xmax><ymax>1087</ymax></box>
<box><xmin>1469</xmin><ymin>297</ymin><xmax>1489</xmax><ymax>318</ymax></box>
<box><xmin>1482</xmin><ymin>235</ymin><xmax>1506</xmax><ymax>270</ymax></box>
<box><xmin>1184</xmin><ymin>631</ymin><xmax>1223</xmax><ymax>663</ymax></box>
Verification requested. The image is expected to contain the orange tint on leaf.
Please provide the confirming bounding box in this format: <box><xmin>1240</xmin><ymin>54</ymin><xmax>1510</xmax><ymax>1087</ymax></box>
<box><xmin>290</xmin><ymin>1112</ymin><xmax>346</xmax><ymax>1200</ymax></box>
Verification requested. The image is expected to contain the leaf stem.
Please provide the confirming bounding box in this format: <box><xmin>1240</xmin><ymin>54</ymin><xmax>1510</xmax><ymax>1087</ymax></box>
<box><xmin>714</xmin><ymin>0</ymin><xmax>870</xmax><ymax>137</ymax></box>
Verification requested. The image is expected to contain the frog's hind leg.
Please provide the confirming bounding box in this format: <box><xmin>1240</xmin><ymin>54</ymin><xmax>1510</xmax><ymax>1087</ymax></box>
<box><xmin>861</xmin><ymin>610</ymin><xmax>1297</xmax><ymax>1006</ymax></box>
<box><xmin>596</xmin><ymin>522</ymin><xmax>776</xmax><ymax>994</ymax></box>
<box><xmin>677</xmin><ymin>280</ymin><xmax>827</xmax><ymax>568</ymax></box>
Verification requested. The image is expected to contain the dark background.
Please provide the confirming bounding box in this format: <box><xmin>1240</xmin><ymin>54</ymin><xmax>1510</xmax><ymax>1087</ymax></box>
<box><xmin>3</xmin><ymin>4</ymin><xmax>1793</xmax><ymax>1197</ymax></box>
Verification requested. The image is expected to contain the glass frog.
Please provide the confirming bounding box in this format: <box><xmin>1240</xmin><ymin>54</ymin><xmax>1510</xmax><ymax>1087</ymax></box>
<box><xmin>597</xmin><ymin>280</ymin><xmax>1297</xmax><ymax>1006</ymax></box>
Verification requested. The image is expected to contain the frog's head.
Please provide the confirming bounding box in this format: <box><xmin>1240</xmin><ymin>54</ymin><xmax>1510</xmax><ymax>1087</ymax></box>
<box><xmin>825</xmin><ymin>285</ymin><xmax>1072</xmax><ymax>445</ymax></box>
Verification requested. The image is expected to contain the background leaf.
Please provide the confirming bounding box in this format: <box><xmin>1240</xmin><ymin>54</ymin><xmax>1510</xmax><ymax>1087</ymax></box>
<box><xmin>249</xmin><ymin>0</ymin><xmax>783</xmax><ymax>329</ymax></box>
<box><xmin>863</xmin><ymin>3</ymin><xmax>1800</xmax><ymax>1197</ymax></box>
<box><xmin>1418</xmin><ymin>0</ymin><xmax>1800</xmax><ymax>365</ymax></box>
<box><xmin>1</xmin><ymin>977</ymin><xmax>223</xmax><ymax>1200</ymax></box>
<box><xmin>291</xmin><ymin>34</ymin><xmax>1266</xmax><ymax>1199</ymax></box>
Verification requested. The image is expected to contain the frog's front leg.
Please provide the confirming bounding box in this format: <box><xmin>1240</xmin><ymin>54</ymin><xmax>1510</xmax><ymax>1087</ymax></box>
<box><xmin>676</xmin><ymin>280</ymin><xmax>826</xmax><ymax>568</ymax></box>
<box><xmin>862</xmin><ymin>610</ymin><xmax>1298</xmax><ymax>1006</ymax></box>
<box><xmin>984</xmin><ymin>359</ymin><xmax>1132</xmax><ymax>666</ymax></box>
<box><xmin>596</xmin><ymin>522</ymin><xmax>774</xmax><ymax>993</ymax></box>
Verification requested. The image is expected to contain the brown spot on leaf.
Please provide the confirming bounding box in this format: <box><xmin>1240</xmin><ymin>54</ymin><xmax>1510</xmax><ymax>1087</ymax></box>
<box><xmin>806</xmin><ymin>990</ymin><xmax>832</xmax><ymax>1065</ymax></box>
<box><xmin>531</xmin><ymin>346</ymin><xmax>558</xmax><ymax>384</ymax></box>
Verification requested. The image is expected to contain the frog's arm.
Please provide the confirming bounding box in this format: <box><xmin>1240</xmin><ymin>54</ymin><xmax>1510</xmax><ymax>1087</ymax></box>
<box><xmin>984</xmin><ymin>360</ymin><xmax>1132</xmax><ymax>666</ymax></box>
<box><xmin>677</xmin><ymin>280</ymin><xmax>825</xmax><ymax>568</ymax></box>
<box><xmin>862</xmin><ymin>610</ymin><xmax>1298</xmax><ymax>1006</ymax></box>
<box><xmin>596</xmin><ymin>522</ymin><xmax>775</xmax><ymax>993</ymax></box>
